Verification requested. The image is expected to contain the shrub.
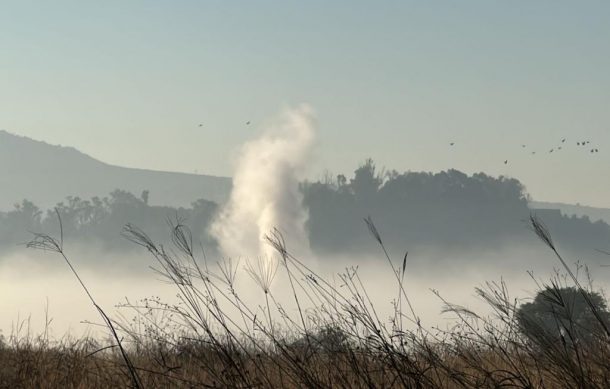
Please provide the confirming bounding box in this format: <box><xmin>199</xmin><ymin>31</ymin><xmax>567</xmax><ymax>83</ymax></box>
<box><xmin>517</xmin><ymin>285</ymin><xmax>610</xmax><ymax>346</ymax></box>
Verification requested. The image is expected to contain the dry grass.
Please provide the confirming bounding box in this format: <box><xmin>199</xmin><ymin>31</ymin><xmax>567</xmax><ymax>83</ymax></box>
<box><xmin>1</xmin><ymin>214</ymin><xmax>609</xmax><ymax>388</ymax></box>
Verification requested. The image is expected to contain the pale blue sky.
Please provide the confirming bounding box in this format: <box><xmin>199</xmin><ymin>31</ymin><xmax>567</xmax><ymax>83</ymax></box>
<box><xmin>1</xmin><ymin>1</ymin><xmax>610</xmax><ymax>206</ymax></box>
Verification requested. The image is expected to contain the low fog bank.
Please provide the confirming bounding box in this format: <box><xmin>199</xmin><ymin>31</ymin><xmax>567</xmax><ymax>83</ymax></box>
<box><xmin>3</xmin><ymin>239</ymin><xmax>609</xmax><ymax>340</ymax></box>
<box><xmin>0</xmin><ymin>250</ymin><xmax>175</xmax><ymax>340</ymax></box>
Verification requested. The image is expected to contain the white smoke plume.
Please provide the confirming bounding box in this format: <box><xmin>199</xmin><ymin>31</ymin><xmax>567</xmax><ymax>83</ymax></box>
<box><xmin>211</xmin><ymin>105</ymin><xmax>316</xmax><ymax>260</ymax></box>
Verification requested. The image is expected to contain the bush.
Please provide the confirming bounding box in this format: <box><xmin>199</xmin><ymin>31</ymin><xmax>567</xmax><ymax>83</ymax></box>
<box><xmin>517</xmin><ymin>285</ymin><xmax>610</xmax><ymax>346</ymax></box>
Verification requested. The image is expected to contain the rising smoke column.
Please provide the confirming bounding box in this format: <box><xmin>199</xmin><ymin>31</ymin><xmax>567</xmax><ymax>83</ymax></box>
<box><xmin>211</xmin><ymin>105</ymin><xmax>316</xmax><ymax>260</ymax></box>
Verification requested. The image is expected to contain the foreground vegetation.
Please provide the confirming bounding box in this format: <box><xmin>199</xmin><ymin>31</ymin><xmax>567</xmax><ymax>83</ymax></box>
<box><xmin>1</xmin><ymin>215</ymin><xmax>609</xmax><ymax>388</ymax></box>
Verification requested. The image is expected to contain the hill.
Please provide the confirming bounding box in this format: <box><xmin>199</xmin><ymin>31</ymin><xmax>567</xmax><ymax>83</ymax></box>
<box><xmin>529</xmin><ymin>201</ymin><xmax>610</xmax><ymax>225</ymax></box>
<box><xmin>0</xmin><ymin>130</ymin><xmax>232</xmax><ymax>211</ymax></box>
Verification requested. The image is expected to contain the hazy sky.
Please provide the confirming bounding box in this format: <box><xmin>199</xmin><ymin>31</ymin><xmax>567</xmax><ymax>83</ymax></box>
<box><xmin>2</xmin><ymin>1</ymin><xmax>610</xmax><ymax>207</ymax></box>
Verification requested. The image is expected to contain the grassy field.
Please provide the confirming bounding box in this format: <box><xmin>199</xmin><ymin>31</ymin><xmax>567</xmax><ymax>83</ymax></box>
<box><xmin>1</xmin><ymin>216</ymin><xmax>609</xmax><ymax>388</ymax></box>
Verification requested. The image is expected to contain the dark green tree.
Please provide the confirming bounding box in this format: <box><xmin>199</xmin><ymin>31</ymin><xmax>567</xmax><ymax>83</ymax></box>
<box><xmin>350</xmin><ymin>158</ymin><xmax>383</xmax><ymax>203</ymax></box>
<box><xmin>517</xmin><ymin>286</ymin><xmax>610</xmax><ymax>346</ymax></box>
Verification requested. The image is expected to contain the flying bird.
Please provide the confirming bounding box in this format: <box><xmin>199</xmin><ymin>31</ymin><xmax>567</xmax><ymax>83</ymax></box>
<box><xmin>504</xmin><ymin>160</ymin><xmax>508</xmax><ymax>164</ymax></box>
<box><xmin>450</xmin><ymin>142</ymin><xmax>455</xmax><ymax>146</ymax></box>
<box><xmin>562</xmin><ymin>138</ymin><xmax>566</xmax><ymax>143</ymax></box>
<box><xmin>549</xmin><ymin>149</ymin><xmax>554</xmax><ymax>153</ymax></box>
<box><xmin>246</xmin><ymin>121</ymin><xmax>251</xmax><ymax>125</ymax></box>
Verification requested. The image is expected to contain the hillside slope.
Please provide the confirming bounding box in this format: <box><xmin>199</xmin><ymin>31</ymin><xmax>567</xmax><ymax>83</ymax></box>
<box><xmin>0</xmin><ymin>130</ymin><xmax>231</xmax><ymax>210</ymax></box>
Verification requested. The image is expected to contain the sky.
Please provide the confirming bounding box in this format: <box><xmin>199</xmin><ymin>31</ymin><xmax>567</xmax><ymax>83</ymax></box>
<box><xmin>1</xmin><ymin>1</ymin><xmax>610</xmax><ymax>207</ymax></box>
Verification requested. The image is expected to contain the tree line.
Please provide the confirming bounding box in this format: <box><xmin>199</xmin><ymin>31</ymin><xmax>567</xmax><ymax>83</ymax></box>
<box><xmin>0</xmin><ymin>189</ymin><xmax>218</xmax><ymax>253</ymax></box>
<box><xmin>1</xmin><ymin>159</ymin><xmax>608</xmax><ymax>257</ymax></box>
<box><xmin>302</xmin><ymin>159</ymin><xmax>610</xmax><ymax>255</ymax></box>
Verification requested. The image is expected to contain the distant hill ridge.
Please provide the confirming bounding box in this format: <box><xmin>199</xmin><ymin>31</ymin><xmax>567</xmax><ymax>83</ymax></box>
<box><xmin>0</xmin><ymin>130</ymin><xmax>232</xmax><ymax>211</ymax></box>
<box><xmin>529</xmin><ymin>201</ymin><xmax>610</xmax><ymax>225</ymax></box>
<box><xmin>3</xmin><ymin>129</ymin><xmax>610</xmax><ymax>224</ymax></box>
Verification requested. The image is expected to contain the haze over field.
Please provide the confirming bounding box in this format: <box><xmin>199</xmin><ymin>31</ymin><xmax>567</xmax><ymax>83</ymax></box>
<box><xmin>1</xmin><ymin>1</ymin><xmax>610</xmax><ymax>361</ymax></box>
<box><xmin>2</xmin><ymin>111</ymin><xmax>610</xmax><ymax>338</ymax></box>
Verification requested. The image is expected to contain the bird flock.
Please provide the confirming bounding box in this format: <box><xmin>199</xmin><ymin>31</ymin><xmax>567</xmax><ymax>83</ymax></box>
<box><xmin>449</xmin><ymin>137</ymin><xmax>601</xmax><ymax>165</ymax></box>
<box><xmin>194</xmin><ymin>123</ymin><xmax>602</xmax><ymax>167</ymax></box>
